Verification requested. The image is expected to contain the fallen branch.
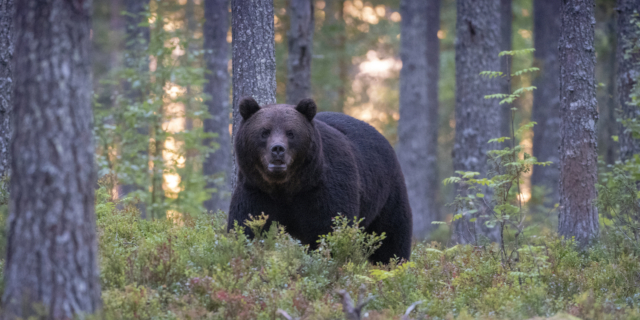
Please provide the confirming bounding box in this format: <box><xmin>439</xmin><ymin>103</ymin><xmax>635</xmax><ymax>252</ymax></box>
<box><xmin>401</xmin><ymin>301</ymin><xmax>424</xmax><ymax>320</ymax></box>
<box><xmin>276</xmin><ymin>309</ymin><xmax>299</xmax><ymax>320</ymax></box>
<box><xmin>336</xmin><ymin>285</ymin><xmax>373</xmax><ymax>320</ymax></box>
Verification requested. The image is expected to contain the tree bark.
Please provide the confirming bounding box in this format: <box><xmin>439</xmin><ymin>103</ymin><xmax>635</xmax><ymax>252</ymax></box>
<box><xmin>203</xmin><ymin>0</ymin><xmax>232</xmax><ymax>213</ymax></box>
<box><xmin>0</xmin><ymin>0</ymin><xmax>13</xmax><ymax>179</ymax></box>
<box><xmin>426</xmin><ymin>0</ymin><xmax>441</xmax><ymax>230</ymax></box>
<box><xmin>557</xmin><ymin>0</ymin><xmax>599</xmax><ymax>248</ymax></box>
<box><xmin>452</xmin><ymin>0</ymin><xmax>502</xmax><ymax>244</ymax></box>
<box><xmin>397</xmin><ymin>0</ymin><xmax>440</xmax><ymax>240</ymax></box>
<box><xmin>499</xmin><ymin>0</ymin><xmax>512</xmax><ymax>140</ymax></box>
<box><xmin>601</xmin><ymin>17</ymin><xmax>618</xmax><ymax>165</ymax></box>
<box><xmin>322</xmin><ymin>0</ymin><xmax>347</xmax><ymax>112</ymax></box>
<box><xmin>2</xmin><ymin>0</ymin><xmax>102</xmax><ymax>318</ymax></box>
<box><xmin>109</xmin><ymin>0</ymin><xmax>123</xmax><ymax>72</ymax></box>
<box><xmin>286</xmin><ymin>0</ymin><xmax>314</xmax><ymax>105</ymax></box>
<box><xmin>617</xmin><ymin>0</ymin><xmax>640</xmax><ymax>161</ymax></box>
<box><xmin>231</xmin><ymin>0</ymin><xmax>277</xmax><ymax>190</ymax></box>
<box><xmin>185</xmin><ymin>0</ymin><xmax>197</xmax><ymax>132</ymax></box>
<box><xmin>531</xmin><ymin>0</ymin><xmax>561</xmax><ymax>202</ymax></box>
<box><xmin>118</xmin><ymin>0</ymin><xmax>149</xmax><ymax>218</ymax></box>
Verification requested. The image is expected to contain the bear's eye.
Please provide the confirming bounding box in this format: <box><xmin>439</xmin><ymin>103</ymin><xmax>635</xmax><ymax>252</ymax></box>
<box><xmin>261</xmin><ymin>130</ymin><xmax>270</xmax><ymax>139</ymax></box>
<box><xmin>286</xmin><ymin>130</ymin><xmax>294</xmax><ymax>139</ymax></box>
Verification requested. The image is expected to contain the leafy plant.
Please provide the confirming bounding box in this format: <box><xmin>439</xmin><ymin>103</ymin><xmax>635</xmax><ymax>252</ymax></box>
<box><xmin>317</xmin><ymin>216</ymin><xmax>386</xmax><ymax>273</ymax></box>
<box><xmin>444</xmin><ymin>48</ymin><xmax>551</xmax><ymax>262</ymax></box>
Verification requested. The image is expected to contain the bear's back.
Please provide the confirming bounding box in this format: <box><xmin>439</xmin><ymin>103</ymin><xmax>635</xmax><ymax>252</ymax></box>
<box><xmin>314</xmin><ymin>112</ymin><xmax>406</xmax><ymax>224</ymax></box>
<box><xmin>314</xmin><ymin>112</ymin><xmax>399</xmax><ymax>171</ymax></box>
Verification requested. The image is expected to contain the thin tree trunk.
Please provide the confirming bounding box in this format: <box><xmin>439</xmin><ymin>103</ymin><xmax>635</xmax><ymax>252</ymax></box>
<box><xmin>2</xmin><ymin>0</ymin><xmax>102</xmax><ymax>318</ymax></box>
<box><xmin>397</xmin><ymin>0</ymin><xmax>440</xmax><ymax>240</ymax></box>
<box><xmin>203</xmin><ymin>0</ymin><xmax>232</xmax><ymax>213</ymax></box>
<box><xmin>323</xmin><ymin>0</ymin><xmax>347</xmax><ymax>112</ymax></box>
<box><xmin>336</xmin><ymin>0</ymin><xmax>347</xmax><ymax>112</ymax></box>
<box><xmin>119</xmin><ymin>0</ymin><xmax>149</xmax><ymax>218</ymax></box>
<box><xmin>185</xmin><ymin>0</ymin><xmax>197</xmax><ymax>132</ymax></box>
<box><xmin>110</xmin><ymin>0</ymin><xmax>123</xmax><ymax>73</ymax></box>
<box><xmin>602</xmin><ymin>18</ymin><xmax>618</xmax><ymax>165</ymax></box>
<box><xmin>617</xmin><ymin>0</ymin><xmax>640</xmax><ymax>161</ymax></box>
<box><xmin>558</xmin><ymin>0</ymin><xmax>599</xmax><ymax>248</ymax></box>
<box><xmin>500</xmin><ymin>0</ymin><xmax>512</xmax><ymax>140</ymax></box>
<box><xmin>0</xmin><ymin>0</ymin><xmax>13</xmax><ymax>180</ymax></box>
<box><xmin>452</xmin><ymin>0</ymin><xmax>502</xmax><ymax>244</ymax></box>
<box><xmin>231</xmin><ymin>0</ymin><xmax>277</xmax><ymax>190</ymax></box>
<box><xmin>426</xmin><ymin>0</ymin><xmax>441</xmax><ymax>230</ymax></box>
<box><xmin>531</xmin><ymin>0</ymin><xmax>561</xmax><ymax>203</ymax></box>
<box><xmin>286</xmin><ymin>0</ymin><xmax>314</xmax><ymax>105</ymax></box>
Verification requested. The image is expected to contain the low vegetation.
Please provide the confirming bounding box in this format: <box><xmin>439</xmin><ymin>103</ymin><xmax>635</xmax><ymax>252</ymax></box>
<box><xmin>17</xmin><ymin>183</ymin><xmax>624</xmax><ymax>320</ymax></box>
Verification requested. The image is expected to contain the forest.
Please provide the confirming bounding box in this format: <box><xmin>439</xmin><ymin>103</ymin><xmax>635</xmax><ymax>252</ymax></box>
<box><xmin>0</xmin><ymin>0</ymin><xmax>639</xmax><ymax>319</ymax></box>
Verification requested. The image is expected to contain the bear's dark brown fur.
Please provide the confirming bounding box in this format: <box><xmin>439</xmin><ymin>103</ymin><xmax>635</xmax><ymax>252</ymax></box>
<box><xmin>228</xmin><ymin>97</ymin><xmax>412</xmax><ymax>263</ymax></box>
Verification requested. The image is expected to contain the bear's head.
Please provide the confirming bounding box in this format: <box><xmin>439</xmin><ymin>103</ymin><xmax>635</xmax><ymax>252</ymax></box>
<box><xmin>235</xmin><ymin>97</ymin><xmax>319</xmax><ymax>188</ymax></box>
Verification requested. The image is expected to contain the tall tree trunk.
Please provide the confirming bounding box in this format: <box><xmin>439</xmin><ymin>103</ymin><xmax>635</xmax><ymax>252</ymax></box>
<box><xmin>500</xmin><ymin>0</ymin><xmax>512</xmax><ymax>140</ymax></box>
<box><xmin>336</xmin><ymin>0</ymin><xmax>347</xmax><ymax>112</ymax></box>
<box><xmin>185</xmin><ymin>0</ymin><xmax>197</xmax><ymax>132</ymax></box>
<box><xmin>231</xmin><ymin>0</ymin><xmax>277</xmax><ymax>190</ymax></box>
<box><xmin>203</xmin><ymin>0</ymin><xmax>232</xmax><ymax>213</ymax></box>
<box><xmin>2</xmin><ymin>0</ymin><xmax>102</xmax><ymax>318</ymax></box>
<box><xmin>531</xmin><ymin>0</ymin><xmax>561</xmax><ymax>203</ymax></box>
<box><xmin>322</xmin><ymin>0</ymin><xmax>347</xmax><ymax>112</ymax></box>
<box><xmin>397</xmin><ymin>0</ymin><xmax>440</xmax><ymax>240</ymax></box>
<box><xmin>426</xmin><ymin>0</ymin><xmax>441</xmax><ymax>231</ymax></box>
<box><xmin>602</xmin><ymin>18</ymin><xmax>618</xmax><ymax>165</ymax></box>
<box><xmin>286</xmin><ymin>0</ymin><xmax>314</xmax><ymax>105</ymax></box>
<box><xmin>558</xmin><ymin>0</ymin><xmax>599</xmax><ymax>248</ymax></box>
<box><xmin>594</xmin><ymin>2</ymin><xmax>618</xmax><ymax>166</ymax></box>
<box><xmin>0</xmin><ymin>0</ymin><xmax>12</xmax><ymax>180</ymax></box>
<box><xmin>119</xmin><ymin>0</ymin><xmax>149</xmax><ymax>218</ymax></box>
<box><xmin>110</xmin><ymin>0</ymin><xmax>123</xmax><ymax>72</ymax></box>
<box><xmin>617</xmin><ymin>0</ymin><xmax>640</xmax><ymax>161</ymax></box>
<box><xmin>452</xmin><ymin>0</ymin><xmax>502</xmax><ymax>244</ymax></box>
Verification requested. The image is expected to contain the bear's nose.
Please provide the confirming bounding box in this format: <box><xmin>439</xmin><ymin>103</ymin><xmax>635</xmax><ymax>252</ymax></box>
<box><xmin>271</xmin><ymin>144</ymin><xmax>285</xmax><ymax>158</ymax></box>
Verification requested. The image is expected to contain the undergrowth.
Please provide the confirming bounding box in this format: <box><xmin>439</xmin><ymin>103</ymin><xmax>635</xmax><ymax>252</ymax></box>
<box><xmin>90</xmin><ymin>185</ymin><xmax>640</xmax><ymax>320</ymax></box>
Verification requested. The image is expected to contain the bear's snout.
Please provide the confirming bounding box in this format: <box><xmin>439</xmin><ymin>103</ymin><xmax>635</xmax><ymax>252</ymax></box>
<box><xmin>271</xmin><ymin>144</ymin><xmax>286</xmax><ymax>159</ymax></box>
<box><xmin>267</xmin><ymin>143</ymin><xmax>288</xmax><ymax>173</ymax></box>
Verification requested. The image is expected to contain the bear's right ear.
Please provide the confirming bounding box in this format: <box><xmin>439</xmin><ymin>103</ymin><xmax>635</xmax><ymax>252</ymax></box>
<box><xmin>295</xmin><ymin>99</ymin><xmax>317</xmax><ymax>122</ymax></box>
<box><xmin>239</xmin><ymin>97</ymin><xmax>261</xmax><ymax>120</ymax></box>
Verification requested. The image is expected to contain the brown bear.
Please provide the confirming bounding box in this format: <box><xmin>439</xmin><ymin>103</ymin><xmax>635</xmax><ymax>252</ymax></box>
<box><xmin>228</xmin><ymin>97</ymin><xmax>412</xmax><ymax>263</ymax></box>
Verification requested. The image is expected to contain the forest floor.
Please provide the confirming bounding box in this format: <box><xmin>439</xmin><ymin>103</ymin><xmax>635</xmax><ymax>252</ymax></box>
<box><xmin>23</xmin><ymin>186</ymin><xmax>640</xmax><ymax>319</ymax></box>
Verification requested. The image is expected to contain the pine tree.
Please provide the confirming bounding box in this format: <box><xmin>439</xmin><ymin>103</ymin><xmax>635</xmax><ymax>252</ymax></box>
<box><xmin>118</xmin><ymin>0</ymin><xmax>150</xmax><ymax>217</ymax></box>
<box><xmin>617</xmin><ymin>0</ymin><xmax>640</xmax><ymax>160</ymax></box>
<box><xmin>0</xmin><ymin>0</ymin><xmax>13</xmax><ymax>180</ymax></box>
<box><xmin>286</xmin><ymin>0</ymin><xmax>314</xmax><ymax>105</ymax></box>
<box><xmin>452</xmin><ymin>0</ymin><xmax>503</xmax><ymax>244</ymax></box>
<box><xmin>231</xmin><ymin>0</ymin><xmax>277</xmax><ymax>189</ymax></box>
<box><xmin>499</xmin><ymin>0</ymin><xmax>512</xmax><ymax>141</ymax></box>
<box><xmin>397</xmin><ymin>0</ymin><xmax>441</xmax><ymax>239</ymax></box>
<box><xmin>558</xmin><ymin>0</ymin><xmax>599</xmax><ymax>248</ymax></box>
<box><xmin>203</xmin><ymin>0</ymin><xmax>232</xmax><ymax>212</ymax></box>
<box><xmin>2</xmin><ymin>0</ymin><xmax>102</xmax><ymax>317</ymax></box>
<box><xmin>531</xmin><ymin>0</ymin><xmax>562</xmax><ymax>202</ymax></box>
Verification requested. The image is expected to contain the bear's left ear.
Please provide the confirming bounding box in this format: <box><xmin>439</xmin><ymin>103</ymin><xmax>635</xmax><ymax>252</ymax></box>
<box><xmin>295</xmin><ymin>99</ymin><xmax>317</xmax><ymax>122</ymax></box>
<box><xmin>239</xmin><ymin>97</ymin><xmax>260</xmax><ymax>120</ymax></box>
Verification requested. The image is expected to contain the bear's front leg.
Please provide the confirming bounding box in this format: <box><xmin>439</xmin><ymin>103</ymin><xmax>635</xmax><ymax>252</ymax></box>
<box><xmin>227</xmin><ymin>185</ymin><xmax>280</xmax><ymax>239</ymax></box>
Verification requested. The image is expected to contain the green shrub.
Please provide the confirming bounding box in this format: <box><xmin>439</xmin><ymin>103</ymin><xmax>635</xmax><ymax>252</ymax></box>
<box><xmin>1</xmin><ymin>184</ymin><xmax>639</xmax><ymax>319</ymax></box>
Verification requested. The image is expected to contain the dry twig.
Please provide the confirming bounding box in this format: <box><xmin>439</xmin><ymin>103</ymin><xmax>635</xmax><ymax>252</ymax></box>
<box><xmin>401</xmin><ymin>300</ymin><xmax>424</xmax><ymax>320</ymax></box>
<box><xmin>276</xmin><ymin>308</ymin><xmax>299</xmax><ymax>320</ymax></box>
<box><xmin>336</xmin><ymin>285</ymin><xmax>373</xmax><ymax>320</ymax></box>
